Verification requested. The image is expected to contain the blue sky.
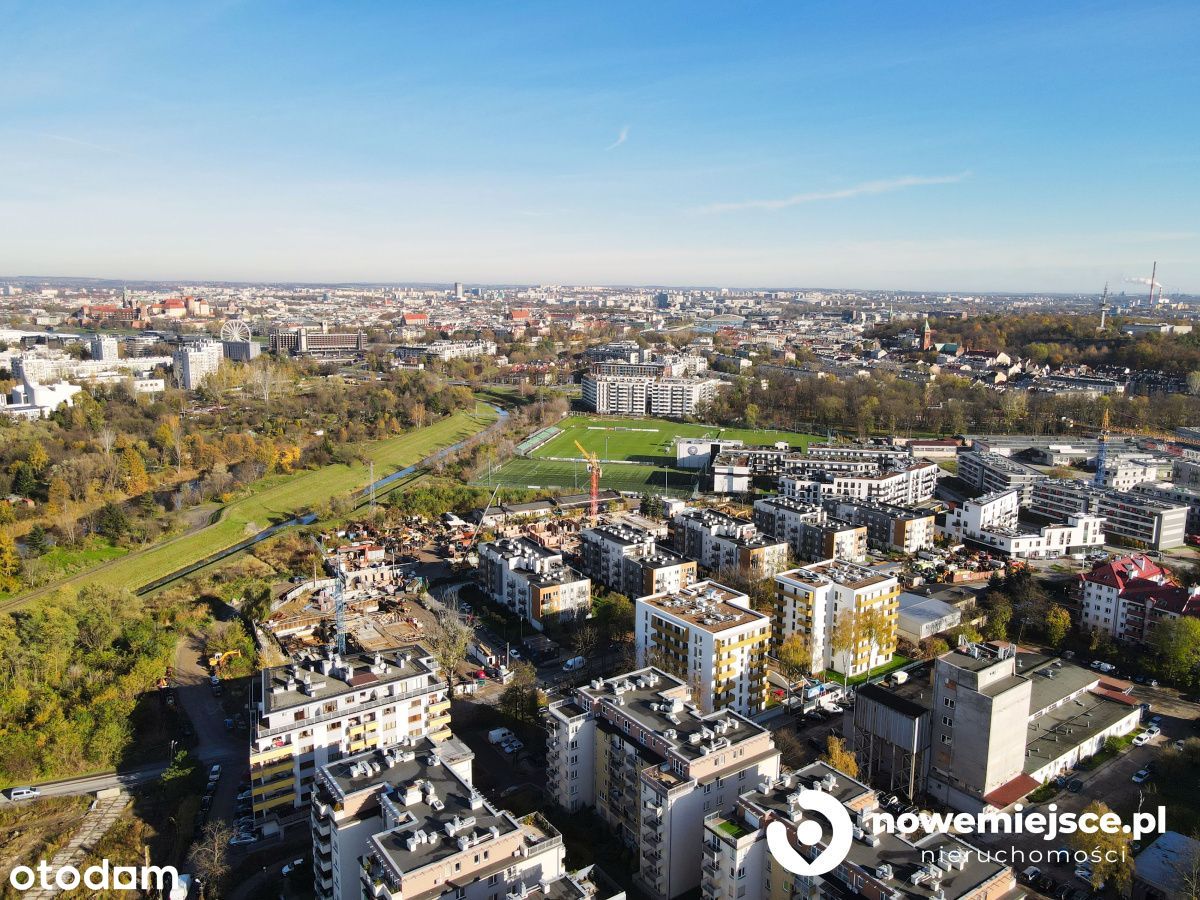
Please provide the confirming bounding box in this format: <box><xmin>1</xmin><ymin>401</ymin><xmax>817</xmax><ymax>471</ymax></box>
<box><xmin>1</xmin><ymin>1</ymin><xmax>1198</xmax><ymax>292</ymax></box>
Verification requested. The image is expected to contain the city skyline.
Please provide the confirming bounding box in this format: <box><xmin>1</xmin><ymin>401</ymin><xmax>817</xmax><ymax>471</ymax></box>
<box><xmin>2</xmin><ymin>2</ymin><xmax>1198</xmax><ymax>292</ymax></box>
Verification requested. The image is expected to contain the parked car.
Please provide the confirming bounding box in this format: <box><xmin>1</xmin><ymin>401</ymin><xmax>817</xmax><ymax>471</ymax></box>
<box><xmin>7</xmin><ymin>787</ymin><xmax>40</xmax><ymax>801</ymax></box>
<box><xmin>1132</xmin><ymin>768</ymin><xmax>1152</xmax><ymax>784</ymax></box>
<box><xmin>1021</xmin><ymin>866</ymin><xmax>1042</xmax><ymax>885</ymax></box>
<box><xmin>1067</xmin><ymin>779</ymin><xmax>1084</xmax><ymax>793</ymax></box>
<box><xmin>1174</xmin><ymin>739</ymin><xmax>1186</xmax><ymax>751</ymax></box>
<box><xmin>1146</xmin><ymin>725</ymin><xmax>1162</xmax><ymax>737</ymax></box>
<box><xmin>281</xmin><ymin>859</ymin><xmax>306</xmax><ymax>877</ymax></box>
<box><xmin>1133</xmin><ymin>732</ymin><xmax>1152</xmax><ymax>747</ymax></box>
<box><xmin>208</xmin><ymin>764</ymin><xmax>222</xmax><ymax>782</ymax></box>
<box><xmin>228</xmin><ymin>832</ymin><xmax>257</xmax><ymax>847</ymax></box>
<box><xmin>562</xmin><ymin>656</ymin><xmax>586</xmax><ymax>671</ymax></box>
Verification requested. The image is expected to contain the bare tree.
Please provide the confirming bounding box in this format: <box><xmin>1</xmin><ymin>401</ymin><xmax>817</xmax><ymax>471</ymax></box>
<box><xmin>188</xmin><ymin>821</ymin><xmax>234</xmax><ymax>897</ymax></box>
<box><xmin>98</xmin><ymin>426</ymin><xmax>116</xmax><ymax>457</ymax></box>
<box><xmin>426</xmin><ymin>609</ymin><xmax>472</xmax><ymax>691</ymax></box>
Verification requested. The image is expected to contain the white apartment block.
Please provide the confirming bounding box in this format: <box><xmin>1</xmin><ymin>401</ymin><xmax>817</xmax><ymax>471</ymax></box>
<box><xmin>89</xmin><ymin>334</ymin><xmax>120</xmax><ymax>361</ymax></box>
<box><xmin>579</xmin><ymin>523</ymin><xmax>697</xmax><ymax>598</ymax></box>
<box><xmin>477</xmin><ymin>538</ymin><xmax>591</xmax><ymax>630</ymax></box>
<box><xmin>939</xmin><ymin>489</ymin><xmax>1105</xmax><ymax>559</ymax></box>
<box><xmin>393</xmin><ymin>340</ymin><xmax>498</xmax><ymax>362</ymax></box>
<box><xmin>582</xmin><ymin>373</ymin><xmax>721</xmax><ymax>418</ymax></box>
<box><xmin>779</xmin><ymin>462</ymin><xmax>940</xmax><ymax>507</ymax></box>
<box><xmin>751</xmin><ymin>496</ymin><xmax>867</xmax><ymax>563</ymax></box>
<box><xmin>317</xmin><ymin>741</ymin><xmax>575</xmax><ymax>900</ymax></box>
<box><xmin>172</xmin><ymin>339</ymin><xmax>223</xmax><ymax>390</ymax></box>
<box><xmin>635</xmin><ymin>581</ymin><xmax>771</xmax><ymax>716</ymax></box>
<box><xmin>12</xmin><ymin>348</ymin><xmax>172</xmax><ymax>384</ymax></box>
<box><xmin>249</xmin><ymin>647</ymin><xmax>451</xmax><ymax>824</ymax></box>
<box><xmin>544</xmin><ymin>668</ymin><xmax>781</xmax><ymax>900</ymax></box>
<box><xmin>772</xmin><ymin>561</ymin><xmax>899</xmax><ymax>678</ymax></box>
<box><xmin>700</xmin><ymin>764</ymin><xmax>1017</xmax><ymax>900</ymax></box>
<box><xmin>957</xmin><ymin>452</ymin><xmax>1046</xmax><ymax>504</ymax></box>
<box><xmin>671</xmin><ymin>507</ymin><xmax>789</xmax><ymax>576</ymax></box>
<box><xmin>1031</xmin><ymin>479</ymin><xmax>1188</xmax><ymax>550</ymax></box>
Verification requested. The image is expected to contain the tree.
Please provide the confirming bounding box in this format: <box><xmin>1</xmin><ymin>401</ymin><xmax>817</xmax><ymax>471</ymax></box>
<box><xmin>0</xmin><ymin>530</ymin><xmax>20</xmax><ymax>591</ymax></box>
<box><xmin>777</xmin><ymin>632</ymin><xmax>812</xmax><ymax>681</ymax></box>
<box><xmin>26</xmin><ymin>442</ymin><xmax>49</xmax><ymax>476</ymax></box>
<box><xmin>829</xmin><ymin>608</ymin><xmax>860</xmax><ymax>684</ymax></box>
<box><xmin>984</xmin><ymin>601</ymin><xmax>1012</xmax><ymax>641</ymax></box>
<box><xmin>1068</xmin><ymin>801</ymin><xmax>1133</xmax><ymax>891</ymax></box>
<box><xmin>1188</xmin><ymin>371</ymin><xmax>1200</xmax><ymax>396</ymax></box>
<box><xmin>858</xmin><ymin>606</ymin><xmax>892</xmax><ymax>682</ymax></box>
<box><xmin>571</xmin><ymin>624</ymin><xmax>600</xmax><ymax>662</ymax></box>
<box><xmin>188</xmin><ymin>821</ymin><xmax>234</xmax><ymax>896</ymax></box>
<box><xmin>499</xmin><ymin>662</ymin><xmax>545</xmax><ymax>725</ymax></box>
<box><xmin>426</xmin><ymin>610</ymin><xmax>472</xmax><ymax>691</ymax></box>
<box><xmin>1043</xmin><ymin>604</ymin><xmax>1072</xmax><ymax>647</ymax></box>
<box><xmin>1150</xmin><ymin>616</ymin><xmax>1200</xmax><ymax>683</ymax></box>
<box><xmin>25</xmin><ymin>524</ymin><xmax>48</xmax><ymax>556</ymax></box>
<box><xmin>96</xmin><ymin>502</ymin><xmax>129</xmax><ymax>541</ymax></box>
<box><xmin>820</xmin><ymin>735</ymin><xmax>859</xmax><ymax>778</ymax></box>
<box><xmin>920</xmin><ymin>636</ymin><xmax>950</xmax><ymax>659</ymax></box>
<box><xmin>120</xmin><ymin>448</ymin><xmax>148</xmax><ymax>495</ymax></box>
<box><xmin>12</xmin><ymin>463</ymin><xmax>37</xmax><ymax>498</ymax></box>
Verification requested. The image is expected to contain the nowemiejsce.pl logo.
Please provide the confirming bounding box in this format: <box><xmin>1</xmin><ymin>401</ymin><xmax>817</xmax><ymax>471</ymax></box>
<box><xmin>766</xmin><ymin>791</ymin><xmax>1167</xmax><ymax>876</ymax></box>
<box><xmin>7</xmin><ymin>861</ymin><xmax>181</xmax><ymax>894</ymax></box>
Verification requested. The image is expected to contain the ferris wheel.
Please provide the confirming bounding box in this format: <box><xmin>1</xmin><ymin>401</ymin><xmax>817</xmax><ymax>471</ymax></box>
<box><xmin>220</xmin><ymin>320</ymin><xmax>252</xmax><ymax>343</ymax></box>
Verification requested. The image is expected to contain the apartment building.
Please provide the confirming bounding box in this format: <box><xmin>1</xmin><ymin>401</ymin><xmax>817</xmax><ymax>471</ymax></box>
<box><xmin>172</xmin><ymin>339</ymin><xmax>223</xmax><ymax>390</ymax></box>
<box><xmin>670</xmin><ymin>507</ymin><xmax>789</xmax><ymax>576</ymax></box>
<box><xmin>849</xmin><ymin>646</ymin><xmax>1142</xmax><ymax>808</ymax></box>
<box><xmin>89</xmin><ymin>333</ymin><xmax>119</xmax><ymax>361</ymax></box>
<box><xmin>1133</xmin><ymin>481</ymin><xmax>1200</xmax><ymax>535</ymax></box>
<box><xmin>1030</xmin><ymin>479</ymin><xmax>1188</xmax><ymax>550</ymax></box>
<box><xmin>821</xmin><ymin>497</ymin><xmax>936</xmax><ymax>554</ymax></box>
<box><xmin>940</xmin><ymin>489</ymin><xmax>1104</xmax><ymax>559</ymax></box>
<box><xmin>579</xmin><ymin>523</ymin><xmax>697</xmax><ymax>598</ymax></box>
<box><xmin>752</xmin><ymin>496</ymin><xmax>867</xmax><ymax>563</ymax></box>
<box><xmin>582</xmin><ymin>373</ymin><xmax>721</xmax><ymax>417</ymax></box>
<box><xmin>249</xmin><ymin>647</ymin><xmax>451</xmax><ymax>823</ymax></box>
<box><xmin>956</xmin><ymin>452</ymin><xmax>1046</xmax><ymax>504</ymax></box>
<box><xmin>1079</xmin><ymin>554</ymin><xmax>1200</xmax><ymax>643</ymax></box>
<box><xmin>268</xmin><ymin>325</ymin><xmax>367</xmax><ymax>357</ymax></box>
<box><xmin>544</xmin><ymin>668</ymin><xmax>781</xmax><ymax>900</ymax></box>
<box><xmin>635</xmin><ymin>581</ymin><xmax>771</xmax><ymax>715</ymax></box>
<box><xmin>772</xmin><ymin>561</ymin><xmax>899</xmax><ymax>678</ymax></box>
<box><xmin>1097</xmin><ymin>457</ymin><xmax>1162</xmax><ymax>491</ymax></box>
<box><xmin>314</xmin><ymin>740</ymin><xmax>573</xmax><ymax>900</ymax></box>
<box><xmin>477</xmin><ymin>538</ymin><xmax>591</xmax><ymax>630</ymax></box>
<box><xmin>700</xmin><ymin>764</ymin><xmax>1016</xmax><ymax>900</ymax></box>
<box><xmin>393</xmin><ymin>340</ymin><xmax>498</xmax><ymax>362</ymax></box>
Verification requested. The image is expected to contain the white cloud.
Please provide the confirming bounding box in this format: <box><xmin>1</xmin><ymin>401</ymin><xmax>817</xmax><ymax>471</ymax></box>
<box><xmin>698</xmin><ymin>172</ymin><xmax>971</xmax><ymax>213</ymax></box>
<box><xmin>605</xmin><ymin>125</ymin><xmax>630</xmax><ymax>151</ymax></box>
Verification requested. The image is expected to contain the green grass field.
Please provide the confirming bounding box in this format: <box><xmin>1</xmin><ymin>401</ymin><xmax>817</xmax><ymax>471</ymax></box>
<box><xmin>476</xmin><ymin>457</ymin><xmax>700</xmax><ymax>497</ymax></box>
<box><xmin>9</xmin><ymin>404</ymin><xmax>497</xmax><ymax>601</ymax></box>
<box><xmin>532</xmin><ymin>415</ymin><xmax>819</xmax><ymax>463</ymax></box>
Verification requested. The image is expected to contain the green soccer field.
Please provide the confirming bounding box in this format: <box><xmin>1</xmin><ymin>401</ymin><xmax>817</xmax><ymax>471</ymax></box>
<box><xmin>475</xmin><ymin>457</ymin><xmax>701</xmax><ymax>497</ymax></box>
<box><xmin>531</xmin><ymin>415</ymin><xmax>819</xmax><ymax>463</ymax></box>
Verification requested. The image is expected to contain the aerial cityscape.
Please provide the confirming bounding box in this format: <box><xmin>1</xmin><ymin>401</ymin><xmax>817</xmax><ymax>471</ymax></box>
<box><xmin>1</xmin><ymin>3</ymin><xmax>1199</xmax><ymax>900</ymax></box>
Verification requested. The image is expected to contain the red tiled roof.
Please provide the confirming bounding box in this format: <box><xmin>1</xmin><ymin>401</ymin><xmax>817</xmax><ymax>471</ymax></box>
<box><xmin>984</xmin><ymin>773</ymin><xmax>1041</xmax><ymax>809</ymax></box>
<box><xmin>1080</xmin><ymin>554</ymin><xmax>1167</xmax><ymax>591</ymax></box>
<box><xmin>1091</xmin><ymin>686</ymin><xmax>1138</xmax><ymax>706</ymax></box>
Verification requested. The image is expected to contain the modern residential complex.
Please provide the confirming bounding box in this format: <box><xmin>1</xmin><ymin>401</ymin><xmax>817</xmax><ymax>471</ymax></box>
<box><xmin>249</xmin><ymin>647</ymin><xmax>451</xmax><ymax>824</ymax></box>
<box><xmin>477</xmin><ymin>538</ymin><xmax>591</xmax><ymax>630</ymax></box>
<box><xmin>772</xmin><ymin>561</ymin><xmax>900</xmax><ymax>678</ymax></box>
<box><xmin>544</xmin><ymin>668</ymin><xmax>781</xmax><ymax>900</ymax></box>
<box><xmin>752</xmin><ymin>496</ymin><xmax>867</xmax><ymax>563</ymax></box>
<box><xmin>634</xmin><ymin>581</ymin><xmax>770</xmax><ymax>715</ymax></box>
<box><xmin>579</xmin><ymin>523</ymin><xmax>697</xmax><ymax>598</ymax></box>
<box><xmin>1030</xmin><ymin>479</ymin><xmax>1189</xmax><ymax>550</ymax></box>
<box><xmin>582</xmin><ymin>372</ymin><xmax>722</xmax><ymax>417</ymax></box>
<box><xmin>172</xmin><ymin>339</ymin><xmax>224</xmax><ymax>390</ymax></box>
<box><xmin>670</xmin><ymin>507</ymin><xmax>789</xmax><ymax>576</ymax></box>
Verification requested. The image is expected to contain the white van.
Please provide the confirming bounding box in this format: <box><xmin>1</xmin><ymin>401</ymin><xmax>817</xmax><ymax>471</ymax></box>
<box><xmin>562</xmin><ymin>656</ymin><xmax>585</xmax><ymax>671</ymax></box>
<box><xmin>9</xmin><ymin>787</ymin><xmax>40</xmax><ymax>801</ymax></box>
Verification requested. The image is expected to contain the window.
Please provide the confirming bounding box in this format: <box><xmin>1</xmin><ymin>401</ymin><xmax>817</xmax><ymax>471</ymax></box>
<box><xmin>940</xmin><ymin>734</ymin><xmax>952</xmax><ymax>745</ymax></box>
<box><xmin>942</xmin><ymin>715</ymin><xmax>953</xmax><ymax>727</ymax></box>
<box><xmin>943</xmin><ymin>697</ymin><xmax>955</xmax><ymax>709</ymax></box>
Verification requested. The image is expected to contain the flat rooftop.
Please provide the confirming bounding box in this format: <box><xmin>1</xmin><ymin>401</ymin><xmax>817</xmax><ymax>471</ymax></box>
<box><xmin>1024</xmin><ymin>691</ymin><xmax>1140</xmax><ymax>775</ymax></box>
<box><xmin>638</xmin><ymin>581</ymin><xmax>764</xmax><ymax>634</ymax></box>
<box><xmin>259</xmin><ymin>646</ymin><xmax>441</xmax><ymax>716</ymax></box>
<box><xmin>803</xmin><ymin>559</ymin><xmax>893</xmax><ymax>590</ymax></box>
<box><xmin>579</xmin><ymin>667</ymin><xmax>768</xmax><ymax>763</ymax></box>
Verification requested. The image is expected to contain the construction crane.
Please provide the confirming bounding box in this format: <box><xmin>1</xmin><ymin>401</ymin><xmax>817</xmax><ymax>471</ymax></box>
<box><xmin>311</xmin><ymin>535</ymin><xmax>347</xmax><ymax>654</ymax></box>
<box><xmin>1093</xmin><ymin>407</ymin><xmax>1110</xmax><ymax>488</ymax></box>
<box><xmin>574</xmin><ymin>439</ymin><xmax>602</xmax><ymax>522</ymax></box>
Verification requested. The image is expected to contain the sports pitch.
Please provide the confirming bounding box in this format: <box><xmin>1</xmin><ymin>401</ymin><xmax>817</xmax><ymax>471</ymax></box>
<box><xmin>531</xmin><ymin>415</ymin><xmax>819</xmax><ymax>464</ymax></box>
<box><xmin>474</xmin><ymin>415</ymin><xmax>821</xmax><ymax>497</ymax></box>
